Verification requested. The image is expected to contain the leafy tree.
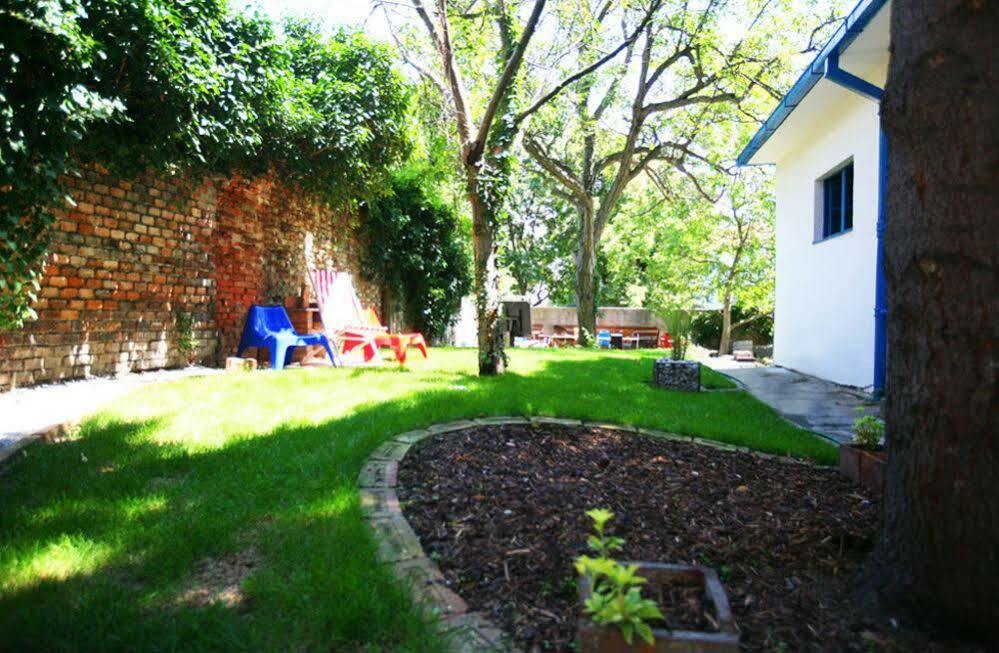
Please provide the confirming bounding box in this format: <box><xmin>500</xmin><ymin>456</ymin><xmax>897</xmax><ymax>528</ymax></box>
<box><xmin>523</xmin><ymin>0</ymin><xmax>841</xmax><ymax>345</ymax></box>
<box><xmin>603</xmin><ymin>168</ymin><xmax>774</xmax><ymax>351</ymax></box>
<box><xmin>0</xmin><ymin>0</ymin><xmax>410</xmax><ymax>331</ymax></box>
<box><xmin>497</xmin><ymin>160</ymin><xmax>575</xmax><ymax>304</ymax></box>
<box><xmin>380</xmin><ymin>0</ymin><xmax>656</xmax><ymax>373</ymax></box>
<box><xmin>360</xmin><ymin>165</ymin><xmax>471</xmax><ymax>343</ymax></box>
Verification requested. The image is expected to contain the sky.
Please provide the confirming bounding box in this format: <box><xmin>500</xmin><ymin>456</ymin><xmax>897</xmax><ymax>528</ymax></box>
<box><xmin>251</xmin><ymin>0</ymin><xmax>391</xmax><ymax>38</ymax></box>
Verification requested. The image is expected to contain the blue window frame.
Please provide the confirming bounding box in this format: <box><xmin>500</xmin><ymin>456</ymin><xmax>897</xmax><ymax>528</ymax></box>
<box><xmin>821</xmin><ymin>162</ymin><xmax>854</xmax><ymax>239</ymax></box>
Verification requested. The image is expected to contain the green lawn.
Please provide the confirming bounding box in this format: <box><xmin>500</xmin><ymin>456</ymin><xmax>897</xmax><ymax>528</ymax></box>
<box><xmin>0</xmin><ymin>348</ymin><xmax>832</xmax><ymax>652</ymax></box>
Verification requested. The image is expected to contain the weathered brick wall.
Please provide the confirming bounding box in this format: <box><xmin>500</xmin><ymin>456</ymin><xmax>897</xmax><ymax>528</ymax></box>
<box><xmin>0</xmin><ymin>164</ymin><xmax>378</xmax><ymax>392</ymax></box>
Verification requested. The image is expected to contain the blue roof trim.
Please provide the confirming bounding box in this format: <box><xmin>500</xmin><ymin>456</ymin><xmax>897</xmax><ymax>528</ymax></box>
<box><xmin>736</xmin><ymin>0</ymin><xmax>890</xmax><ymax>166</ymax></box>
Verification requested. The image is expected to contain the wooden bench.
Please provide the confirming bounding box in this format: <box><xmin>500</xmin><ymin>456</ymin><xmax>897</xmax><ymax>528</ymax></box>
<box><xmin>597</xmin><ymin>325</ymin><xmax>660</xmax><ymax>349</ymax></box>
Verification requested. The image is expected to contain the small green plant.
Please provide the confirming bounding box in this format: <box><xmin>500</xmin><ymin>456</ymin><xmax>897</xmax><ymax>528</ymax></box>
<box><xmin>664</xmin><ymin>308</ymin><xmax>693</xmax><ymax>361</ymax></box>
<box><xmin>574</xmin><ymin>509</ymin><xmax>663</xmax><ymax>645</ymax></box>
<box><xmin>852</xmin><ymin>409</ymin><xmax>885</xmax><ymax>448</ymax></box>
<box><xmin>175</xmin><ymin>311</ymin><xmax>195</xmax><ymax>365</ymax></box>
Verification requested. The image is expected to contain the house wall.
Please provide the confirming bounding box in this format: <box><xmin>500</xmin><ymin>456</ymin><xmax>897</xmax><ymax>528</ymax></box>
<box><xmin>0</xmin><ymin>164</ymin><xmax>377</xmax><ymax>392</ymax></box>
<box><xmin>772</xmin><ymin>92</ymin><xmax>880</xmax><ymax>388</ymax></box>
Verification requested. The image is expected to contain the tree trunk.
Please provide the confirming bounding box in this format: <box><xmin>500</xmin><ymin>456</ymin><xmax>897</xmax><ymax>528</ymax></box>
<box><xmin>575</xmin><ymin>204</ymin><xmax>597</xmax><ymax>346</ymax></box>
<box><xmin>877</xmin><ymin>0</ymin><xmax>998</xmax><ymax>640</ymax></box>
<box><xmin>469</xmin><ymin>190</ymin><xmax>506</xmax><ymax>375</ymax></box>
<box><xmin>718</xmin><ymin>292</ymin><xmax>732</xmax><ymax>355</ymax></box>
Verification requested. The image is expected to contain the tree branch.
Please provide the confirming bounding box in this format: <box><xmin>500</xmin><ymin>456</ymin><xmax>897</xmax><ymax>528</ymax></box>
<box><xmin>523</xmin><ymin>135</ymin><xmax>589</xmax><ymax>205</ymax></box>
<box><xmin>472</xmin><ymin>0</ymin><xmax>547</xmax><ymax>157</ymax></box>
<box><xmin>515</xmin><ymin>0</ymin><xmax>661</xmax><ymax>124</ymax></box>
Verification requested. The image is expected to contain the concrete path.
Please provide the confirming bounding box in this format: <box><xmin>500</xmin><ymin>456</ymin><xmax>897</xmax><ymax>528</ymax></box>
<box><xmin>0</xmin><ymin>366</ymin><xmax>222</xmax><ymax>464</ymax></box>
<box><xmin>699</xmin><ymin>353</ymin><xmax>880</xmax><ymax>444</ymax></box>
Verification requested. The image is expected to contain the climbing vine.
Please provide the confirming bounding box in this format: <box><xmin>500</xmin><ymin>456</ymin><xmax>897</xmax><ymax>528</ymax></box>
<box><xmin>0</xmin><ymin>0</ymin><xmax>410</xmax><ymax>331</ymax></box>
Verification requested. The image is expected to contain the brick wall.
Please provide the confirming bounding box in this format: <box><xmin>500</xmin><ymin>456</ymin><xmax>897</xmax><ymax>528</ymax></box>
<box><xmin>0</xmin><ymin>164</ymin><xmax>378</xmax><ymax>392</ymax></box>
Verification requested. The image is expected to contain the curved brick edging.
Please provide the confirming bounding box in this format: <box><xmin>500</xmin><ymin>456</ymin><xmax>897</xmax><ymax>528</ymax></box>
<box><xmin>358</xmin><ymin>416</ymin><xmax>826</xmax><ymax>653</ymax></box>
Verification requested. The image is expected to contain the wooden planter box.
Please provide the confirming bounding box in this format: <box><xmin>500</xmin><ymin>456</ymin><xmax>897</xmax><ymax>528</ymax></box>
<box><xmin>839</xmin><ymin>444</ymin><xmax>886</xmax><ymax>496</ymax></box>
<box><xmin>578</xmin><ymin>563</ymin><xmax>740</xmax><ymax>653</ymax></box>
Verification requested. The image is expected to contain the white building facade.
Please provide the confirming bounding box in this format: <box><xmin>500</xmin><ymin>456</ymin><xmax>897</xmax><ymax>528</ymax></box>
<box><xmin>739</xmin><ymin>0</ymin><xmax>891</xmax><ymax>392</ymax></box>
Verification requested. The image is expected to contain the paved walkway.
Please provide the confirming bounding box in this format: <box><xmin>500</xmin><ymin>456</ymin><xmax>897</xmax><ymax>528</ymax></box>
<box><xmin>699</xmin><ymin>353</ymin><xmax>880</xmax><ymax>444</ymax></box>
<box><xmin>0</xmin><ymin>366</ymin><xmax>222</xmax><ymax>464</ymax></box>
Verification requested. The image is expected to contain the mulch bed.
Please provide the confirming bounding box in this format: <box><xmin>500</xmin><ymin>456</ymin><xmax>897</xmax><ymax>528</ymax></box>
<box><xmin>398</xmin><ymin>423</ymin><xmax>979</xmax><ymax>652</ymax></box>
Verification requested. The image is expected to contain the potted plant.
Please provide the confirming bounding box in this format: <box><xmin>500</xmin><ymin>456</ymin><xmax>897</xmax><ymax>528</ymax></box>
<box><xmin>576</xmin><ymin>509</ymin><xmax>739</xmax><ymax>652</ymax></box>
<box><xmin>653</xmin><ymin>308</ymin><xmax>700</xmax><ymax>391</ymax></box>
<box><xmin>839</xmin><ymin>409</ymin><xmax>886</xmax><ymax>495</ymax></box>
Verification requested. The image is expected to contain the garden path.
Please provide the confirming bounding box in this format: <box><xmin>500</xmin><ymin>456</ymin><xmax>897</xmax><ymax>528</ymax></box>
<box><xmin>0</xmin><ymin>367</ymin><xmax>221</xmax><ymax>465</ymax></box>
<box><xmin>699</xmin><ymin>354</ymin><xmax>880</xmax><ymax>444</ymax></box>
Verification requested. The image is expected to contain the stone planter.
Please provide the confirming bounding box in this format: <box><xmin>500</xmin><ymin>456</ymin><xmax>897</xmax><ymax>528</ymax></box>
<box><xmin>839</xmin><ymin>444</ymin><xmax>886</xmax><ymax>496</ymax></box>
<box><xmin>578</xmin><ymin>563</ymin><xmax>739</xmax><ymax>653</ymax></box>
<box><xmin>653</xmin><ymin>359</ymin><xmax>701</xmax><ymax>392</ymax></box>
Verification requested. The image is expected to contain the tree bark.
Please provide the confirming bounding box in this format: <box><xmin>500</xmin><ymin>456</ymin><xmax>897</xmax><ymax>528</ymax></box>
<box><xmin>877</xmin><ymin>0</ymin><xmax>998</xmax><ymax>640</ymax></box>
<box><xmin>469</xmin><ymin>189</ymin><xmax>505</xmax><ymax>375</ymax></box>
<box><xmin>718</xmin><ymin>292</ymin><xmax>732</xmax><ymax>355</ymax></box>
<box><xmin>575</xmin><ymin>204</ymin><xmax>597</xmax><ymax>345</ymax></box>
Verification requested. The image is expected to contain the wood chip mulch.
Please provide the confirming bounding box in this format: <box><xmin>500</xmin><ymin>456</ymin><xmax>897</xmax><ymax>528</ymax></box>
<box><xmin>397</xmin><ymin>423</ymin><xmax>980</xmax><ymax>652</ymax></box>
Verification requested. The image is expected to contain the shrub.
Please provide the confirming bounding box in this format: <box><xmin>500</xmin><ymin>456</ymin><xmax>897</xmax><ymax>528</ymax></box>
<box><xmin>360</xmin><ymin>166</ymin><xmax>471</xmax><ymax>342</ymax></box>
<box><xmin>852</xmin><ymin>411</ymin><xmax>885</xmax><ymax>448</ymax></box>
<box><xmin>690</xmin><ymin>307</ymin><xmax>774</xmax><ymax>350</ymax></box>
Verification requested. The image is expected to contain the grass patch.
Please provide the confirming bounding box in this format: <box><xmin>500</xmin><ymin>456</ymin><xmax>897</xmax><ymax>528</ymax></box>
<box><xmin>0</xmin><ymin>348</ymin><xmax>833</xmax><ymax>651</ymax></box>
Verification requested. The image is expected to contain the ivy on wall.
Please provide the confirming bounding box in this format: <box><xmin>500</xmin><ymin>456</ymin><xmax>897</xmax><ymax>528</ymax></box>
<box><xmin>0</xmin><ymin>0</ymin><xmax>410</xmax><ymax>331</ymax></box>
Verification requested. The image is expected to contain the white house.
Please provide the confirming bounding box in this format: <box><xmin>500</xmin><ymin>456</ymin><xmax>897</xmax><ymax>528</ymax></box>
<box><xmin>738</xmin><ymin>0</ymin><xmax>890</xmax><ymax>393</ymax></box>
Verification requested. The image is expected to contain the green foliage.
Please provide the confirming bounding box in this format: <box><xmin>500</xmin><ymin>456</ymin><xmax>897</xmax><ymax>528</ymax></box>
<box><xmin>361</xmin><ymin>166</ymin><xmax>471</xmax><ymax>342</ymax></box>
<box><xmin>1</xmin><ymin>0</ymin><xmax>124</xmax><ymax>330</ymax></box>
<box><xmin>498</xmin><ymin>162</ymin><xmax>575</xmax><ymax>301</ymax></box>
<box><xmin>0</xmin><ymin>0</ymin><xmax>410</xmax><ymax>331</ymax></box>
<box><xmin>174</xmin><ymin>310</ymin><xmax>195</xmax><ymax>363</ymax></box>
<box><xmin>575</xmin><ymin>509</ymin><xmax>664</xmax><ymax>645</ymax></box>
<box><xmin>691</xmin><ymin>307</ymin><xmax>774</xmax><ymax>349</ymax></box>
<box><xmin>852</xmin><ymin>410</ymin><xmax>885</xmax><ymax>448</ymax></box>
<box><xmin>664</xmin><ymin>308</ymin><xmax>694</xmax><ymax>361</ymax></box>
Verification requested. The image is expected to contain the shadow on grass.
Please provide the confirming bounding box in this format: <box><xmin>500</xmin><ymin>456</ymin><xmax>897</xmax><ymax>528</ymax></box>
<box><xmin>0</xmin><ymin>350</ymin><xmax>833</xmax><ymax>652</ymax></box>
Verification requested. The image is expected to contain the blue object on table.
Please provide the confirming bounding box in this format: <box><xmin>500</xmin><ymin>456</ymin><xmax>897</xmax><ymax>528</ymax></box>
<box><xmin>596</xmin><ymin>329</ymin><xmax>612</xmax><ymax>349</ymax></box>
<box><xmin>236</xmin><ymin>304</ymin><xmax>338</xmax><ymax>370</ymax></box>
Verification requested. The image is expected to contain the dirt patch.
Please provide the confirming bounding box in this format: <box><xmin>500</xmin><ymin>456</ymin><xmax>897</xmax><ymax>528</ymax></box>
<box><xmin>398</xmin><ymin>423</ymin><xmax>981</xmax><ymax>652</ymax></box>
<box><xmin>177</xmin><ymin>547</ymin><xmax>260</xmax><ymax>609</ymax></box>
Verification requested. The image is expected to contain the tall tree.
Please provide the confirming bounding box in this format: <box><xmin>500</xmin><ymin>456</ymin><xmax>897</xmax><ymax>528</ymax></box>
<box><xmin>382</xmin><ymin>0</ymin><xmax>656</xmax><ymax>372</ymax></box>
<box><xmin>602</xmin><ymin>168</ymin><xmax>774</xmax><ymax>349</ymax></box>
<box><xmin>878</xmin><ymin>0</ymin><xmax>998</xmax><ymax>639</ymax></box>
<box><xmin>523</xmin><ymin>0</ymin><xmax>781</xmax><ymax>344</ymax></box>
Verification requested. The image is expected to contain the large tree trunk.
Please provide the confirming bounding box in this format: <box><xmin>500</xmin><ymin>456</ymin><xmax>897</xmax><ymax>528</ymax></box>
<box><xmin>878</xmin><ymin>0</ymin><xmax>998</xmax><ymax>640</ymax></box>
<box><xmin>469</xmin><ymin>190</ymin><xmax>506</xmax><ymax>375</ymax></box>
<box><xmin>575</xmin><ymin>204</ymin><xmax>597</xmax><ymax>346</ymax></box>
<box><xmin>718</xmin><ymin>292</ymin><xmax>732</xmax><ymax>355</ymax></box>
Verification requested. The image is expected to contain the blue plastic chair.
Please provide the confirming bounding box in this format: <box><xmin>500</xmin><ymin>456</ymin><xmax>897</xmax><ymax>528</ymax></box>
<box><xmin>596</xmin><ymin>329</ymin><xmax>612</xmax><ymax>349</ymax></box>
<box><xmin>236</xmin><ymin>304</ymin><xmax>338</xmax><ymax>370</ymax></box>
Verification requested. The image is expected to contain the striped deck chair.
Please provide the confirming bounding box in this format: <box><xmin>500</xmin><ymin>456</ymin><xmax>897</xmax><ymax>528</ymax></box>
<box><xmin>308</xmin><ymin>269</ymin><xmax>380</xmax><ymax>365</ymax></box>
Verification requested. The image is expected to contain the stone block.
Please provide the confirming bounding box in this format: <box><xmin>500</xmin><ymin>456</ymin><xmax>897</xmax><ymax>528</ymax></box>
<box><xmin>368</xmin><ymin>516</ymin><xmax>423</xmax><ymax>563</ymax></box>
<box><xmin>652</xmin><ymin>359</ymin><xmax>701</xmax><ymax>392</ymax></box>
<box><xmin>369</xmin><ymin>439</ymin><xmax>411</xmax><ymax>462</ymax></box>
<box><xmin>357</xmin><ymin>459</ymin><xmax>398</xmax><ymax>488</ymax></box>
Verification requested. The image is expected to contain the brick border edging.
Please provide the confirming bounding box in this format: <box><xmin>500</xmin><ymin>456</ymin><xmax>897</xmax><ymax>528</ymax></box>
<box><xmin>358</xmin><ymin>416</ymin><xmax>827</xmax><ymax>653</ymax></box>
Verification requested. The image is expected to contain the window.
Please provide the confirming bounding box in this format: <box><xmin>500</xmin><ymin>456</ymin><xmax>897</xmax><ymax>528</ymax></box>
<box><xmin>821</xmin><ymin>162</ymin><xmax>853</xmax><ymax>239</ymax></box>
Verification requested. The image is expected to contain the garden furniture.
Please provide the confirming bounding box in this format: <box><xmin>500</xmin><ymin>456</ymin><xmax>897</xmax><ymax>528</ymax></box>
<box><xmin>308</xmin><ymin>269</ymin><xmax>380</xmax><ymax>364</ymax></box>
<box><xmin>359</xmin><ymin>308</ymin><xmax>428</xmax><ymax>364</ymax></box>
<box><xmin>236</xmin><ymin>304</ymin><xmax>338</xmax><ymax>370</ymax></box>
